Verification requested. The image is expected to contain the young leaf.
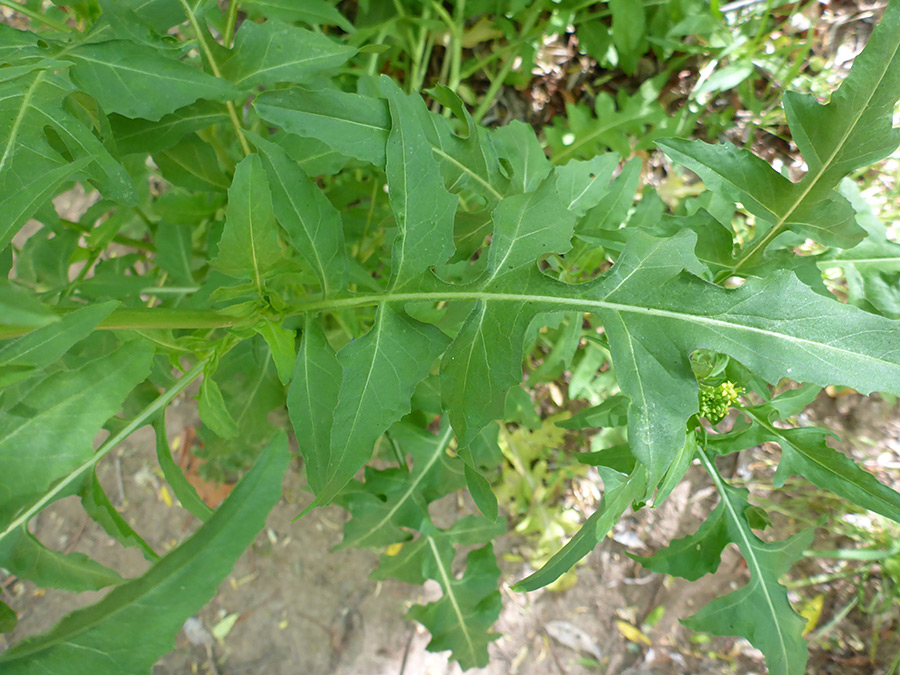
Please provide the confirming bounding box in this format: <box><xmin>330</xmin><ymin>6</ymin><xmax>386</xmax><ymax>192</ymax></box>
<box><xmin>380</xmin><ymin>76</ymin><xmax>457</xmax><ymax>289</ymax></box>
<box><xmin>254</xmin><ymin>319</ymin><xmax>296</xmax><ymax>385</ymax></box>
<box><xmin>198</xmin><ymin>375</ymin><xmax>240</xmax><ymax>439</ymax></box>
<box><xmin>0</xmin><ymin>432</ymin><xmax>290</xmax><ymax>673</ymax></box>
<box><xmin>250</xmin><ymin>132</ymin><xmax>348</xmax><ymax>295</ymax></box>
<box><xmin>287</xmin><ymin>315</ymin><xmax>341</xmax><ymax>497</ymax></box>
<box><xmin>212</xmin><ymin>153</ymin><xmax>284</xmax><ymax>294</ymax></box>
<box><xmin>80</xmin><ymin>470</ymin><xmax>159</xmax><ymax>561</ymax></box>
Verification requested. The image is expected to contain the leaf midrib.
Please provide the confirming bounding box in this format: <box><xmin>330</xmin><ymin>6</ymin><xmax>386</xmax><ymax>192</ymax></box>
<box><xmin>294</xmin><ymin>289</ymin><xmax>900</xmax><ymax>373</ymax></box>
<box><xmin>700</xmin><ymin>451</ymin><xmax>790</xmax><ymax>669</ymax></box>
<box><xmin>426</xmin><ymin>535</ymin><xmax>478</xmax><ymax>663</ymax></box>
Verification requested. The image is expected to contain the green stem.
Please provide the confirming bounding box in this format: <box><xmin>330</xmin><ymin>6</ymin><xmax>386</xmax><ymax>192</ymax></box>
<box><xmin>0</xmin><ymin>358</ymin><xmax>209</xmax><ymax>547</ymax></box>
<box><xmin>60</xmin><ymin>218</ymin><xmax>154</xmax><ymax>253</ymax></box>
<box><xmin>224</xmin><ymin>0</ymin><xmax>240</xmax><ymax>47</ymax></box>
<box><xmin>177</xmin><ymin>0</ymin><xmax>250</xmax><ymax>157</ymax></box>
<box><xmin>0</xmin><ymin>0</ymin><xmax>72</xmax><ymax>32</ymax></box>
<box><xmin>0</xmin><ymin>308</ymin><xmax>237</xmax><ymax>339</ymax></box>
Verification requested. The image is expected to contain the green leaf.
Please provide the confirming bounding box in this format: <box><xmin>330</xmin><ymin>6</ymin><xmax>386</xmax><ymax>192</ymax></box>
<box><xmin>465</xmin><ymin>464</ymin><xmax>498</xmax><ymax>522</ymax></box>
<box><xmin>782</xmin><ymin>0</ymin><xmax>900</xmax><ymax>187</ymax></box>
<box><xmin>659</xmin><ymin>138</ymin><xmax>863</xmax><ymax>252</ymax></box>
<box><xmin>0</xmin><ymin>302</ymin><xmax>117</xmax><ymax>380</ymax></box>
<box><xmin>380</xmin><ymin>77</ymin><xmax>457</xmax><ymax>289</ymax></box>
<box><xmin>818</xmin><ymin>179</ymin><xmax>900</xmax><ymax>318</ymax></box>
<box><xmin>0</xmin><ymin>527</ymin><xmax>125</xmax><ymax>593</ymax></box>
<box><xmin>65</xmin><ymin>41</ymin><xmax>240</xmax><ymax>121</ymax></box>
<box><xmin>740</xmin><ymin>407</ymin><xmax>900</xmax><ymax>525</ymax></box>
<box><xmin>0</xmin><ymin>282</ymin><xmax>59</xmax><ymax>332</ymax></box>
<box><xmin>212</xmin><ymin>153</ymin><xmax>284</xmax><ymax>292</ymax></box>
<box><xmin>222</xmin><ymin>19</ymin><xmax>355</xmax><ymax>89</ymax></box>
<box><xmin>554</xmin><ymin>154</ymin><xmax>620</xmax><ymax>217</ymax></box>
<box><xmin>198</xmin><ymin>375</ymin><xmax>239</xmax><ymax>439</ymax></box>
<box><xmin>307</xmin><ymin>304</ymin><xmax>450</xmax><ymax>506</ymax></box>
<box><xmin>406</xmin><ymin>543</ymin><xmax>502</xmax><ymax>670</ymax></box>
<box><xmin>110</xmin><ymin>101</ymin><xmax>229</xmax><ymax>155</ymax></box>
<box><xmin>338</xmin><ymin>421</ymin><xmax>461</xmax><ymax>549</ymax></box>
<box><xmin>153</xmin><ymin>133</ymin><xmax>229</xmax><ymax>192</ymax></box>
<box><xmin>579</xmin><ymin>157</ymin><xmax>641</xmax><ymax>234</ymax></box>
<box><xmin>484</xmin><ymin>173</ymin><xmax>576</xmax><ymax>282</ymax></box>
<box><xmin>0</xmin><ymin>69</ymin><xmax>137</xmax><ymax>248</ymax></box>
<box><xmin>492</xmin><ymin>121</ymin><xmax>552</xmax><ymax>194</ymax></box>
<box><xmin>242</xmin><ymin>0</ymin><xmax>355</xmax><ymax>31</ymax></box>
<box><xmin>153</xmin><ymin>417</ymin><xmax>213</xmax><ymax>522</ymax></box>
<box><xmin>514</xmin><ymin>466</ymin><xmax>647</xmax><ymax>591</ymax></box>
<box><xmin>557</xmin><ymin>395</ymin><xmax>629</xmax><ymax>430</ymax></box>
<box><xmin>250</xmin><ymin>132</ymin><xmax>348</xmax><ymax>295</ymax></box>
<box><xmin>79</xmin><ymin>470</ymin><xmax>158</xmax><ymax>561</ymax></box>
<box><xmin>254</xmin><ymin>318</ymin><xmax>296</xmax><ymax>384</ymax></box>
<box><xmin>287</xmin><ymin>315</ymin><xmax>341</xmax><ymax>498</ymax></box>
<box><xmin>253</xmin><ymin>86</ymin><xmax>390</xmax><ymax>167</ymax></box>
<box><xmin>441</xmin><ymin>300</ymin><xmax>534</xmax><ymax>447</ymax></box>
<box><xmin>0</xmin><ymin>432</ymin><xmax>289</xmax><ymax>673</ymax></box>
<box><xmin>683</xmin><ymin>452</ymin><xmax>813</xmax><ymax>675</ymax></box>
<box><xmin>154</xmin><ymin>222</ymin><xmax>195</xmax><ymax>286</ymax></box>
<box><xmin>0</xmin><ymin>339</ymin><xmax>153</xmax><ymax>520</ymax></box>
<box><xmin>632</xmin><ymin>489</ymin><xmax>729</xmax><ymax>581</ymax></box>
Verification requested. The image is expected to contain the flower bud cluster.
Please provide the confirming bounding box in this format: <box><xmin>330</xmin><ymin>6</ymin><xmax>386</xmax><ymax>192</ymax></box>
<box><xmin>699</xmin><ymin>381</ymin><xmax>743</xmax><ymax>422</ymax></box>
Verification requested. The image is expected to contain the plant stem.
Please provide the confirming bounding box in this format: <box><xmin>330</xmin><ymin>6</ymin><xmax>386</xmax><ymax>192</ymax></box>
<box><xmin>0</xmin><ymin>308</ymin><xmax>237</xmax><ymax>339</ymax></box>
<box><xmin>224</xmin><ymin>0</ymin><xmax>240</xmax><ymax>47</ymax></box>
<box><xmin>0</xmin><ymin>358</ymin><xmax>209</xmax><ymax>548</ymax></box>
<box><xmin>177</xmin><ymin>0</ymin><xmax>251</xmax><ymax>157</ymax></box>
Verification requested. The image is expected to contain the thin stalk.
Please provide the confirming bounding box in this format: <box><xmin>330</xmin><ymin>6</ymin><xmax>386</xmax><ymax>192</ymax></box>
<box><xmin>0</xmin><ymin>358</ymin><xmax>209</xmax><ymax>548</ymax></box>
<box><xmin>177</xmin><ymin>0</ymin><xmax>250</xmax><ymax>157</ymax></box>
<box><xmin>60</xmin><ymin>218</ymin><xmax>154</xmax><ymax>252</ymax></box>
<box><xmin>223</xmin><ymin>0</ymin><xmax>240</xmax><ymax>47</ymax></box>
<box><xmin>0</xmin><ymin>0</ymin><xmax>72</xmax><ymax>32</ymax></box>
